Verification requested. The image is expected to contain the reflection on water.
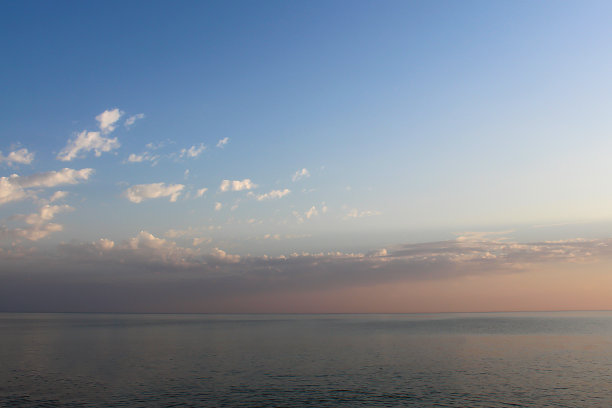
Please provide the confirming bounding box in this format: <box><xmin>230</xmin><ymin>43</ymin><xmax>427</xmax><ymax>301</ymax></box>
<box><xmin>2</xmin><ymin>312</ymin><xmax>612</xmax><ymax>407</ymax></box>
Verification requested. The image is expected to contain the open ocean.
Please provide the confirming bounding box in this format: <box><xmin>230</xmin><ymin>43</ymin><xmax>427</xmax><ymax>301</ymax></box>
<box><xmin>2</xmin><ymin>312</ymin><xmax>612</xmax><ymax>407</ymax></box>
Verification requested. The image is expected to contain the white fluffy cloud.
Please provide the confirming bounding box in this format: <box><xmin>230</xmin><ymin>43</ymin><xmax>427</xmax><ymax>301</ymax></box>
<box><xmin>216</xmin><ymin>137</ymin><xmax>229</xmax><ymax>148</ymax></box>
<box><xmin>196</xmin><ymin>188</ymin><xmax>208</xmax><ymax>198</ymax></box>
<box><xmin>0</xmin><ymin>168</ymin><xmax>93</xmax><ymax>205</ymax></box>
<box><xmin>0</xmin><ymin>148</ymin><xmax>34</xmax><ymax>166</ymax></box>
<box><xmin>96</xmin><ymin>108</ymin><xmax>124</xmax><ymax>134</ymax></box>
<box><xmin>18</xmin><ymin>168</ymin><xmax>94</xmax><ymax>188</ymax></box>
<box><xmin>292</xmin><ymin>168</ymin><xmax>310</xmax><ymax>182</ymax></box>
<box><xmin>249</xmin><ymin>189</ymin><xmax>291</xmax><ymax>201</ymax></box>
<box><xmin>124</xmin><ymin>113</ymin><xmax>145</xmax><ymax>128</ymax></box>
<box><xmin>57</xmin><ymin>130</ymin><xmax>120</xmax><ymax>161</ymax></box>
<box><xmin>180</xmin><ymin>144</ymin><xmax>206</xmax><ymax>158</ymax></box>
<box><xmin>0</xmin><ymin>177</ymin><xmax>28</xmax><ymax>205</ymax></box>
<box><xmin>214</xmin><ymin>202</ymin><xmax>222</xmax><ymax>211</ymax></box>
<box><xmin>124</xmin><ymin>183</ymin><xmax>185</xmax><ymax>203</ymax></box>
<box><xmin>219</xmin><ymin>179</ymin><xmax>256</xmax><ymax>192</ymax></box>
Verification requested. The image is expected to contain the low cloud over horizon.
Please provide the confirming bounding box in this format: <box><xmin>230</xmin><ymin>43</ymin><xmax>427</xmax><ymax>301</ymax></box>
<box><xmin>2</xmin><ymin>231</ymin><xmax>612</xmax><ymax>313</ymax></box>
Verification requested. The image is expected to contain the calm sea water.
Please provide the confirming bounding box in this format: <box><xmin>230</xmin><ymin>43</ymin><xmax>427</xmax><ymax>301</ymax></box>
<box><xmin>2</xmin><ymin>312</ymin><xmax>612</xmax><ymax>407</ymax></box>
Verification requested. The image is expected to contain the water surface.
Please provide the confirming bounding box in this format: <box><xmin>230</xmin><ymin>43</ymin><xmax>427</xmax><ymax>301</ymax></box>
<box><xmin>2</xmin><ymin>312</ymin><xmax>612</xmax><ymax>407</ymax></box>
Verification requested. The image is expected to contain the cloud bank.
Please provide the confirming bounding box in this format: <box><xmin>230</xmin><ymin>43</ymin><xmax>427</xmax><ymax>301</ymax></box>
<box><xmin>2</xmin><ymin>233</ymin><xmax>612</xmax><ymax>312</ymax></box>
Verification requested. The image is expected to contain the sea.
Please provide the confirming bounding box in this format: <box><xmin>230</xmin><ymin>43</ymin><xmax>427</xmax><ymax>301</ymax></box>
<box><xmin>2</xmin><ymin>312</ymin><xmax>612</xmax><ymax>407</ymax></box>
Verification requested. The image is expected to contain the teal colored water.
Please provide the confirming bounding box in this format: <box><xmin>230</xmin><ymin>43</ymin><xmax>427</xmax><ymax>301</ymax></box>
<box><xmin>2</xmin><ymin>312</ymin><xmax>612</xmax><ymax>407</ymax></box>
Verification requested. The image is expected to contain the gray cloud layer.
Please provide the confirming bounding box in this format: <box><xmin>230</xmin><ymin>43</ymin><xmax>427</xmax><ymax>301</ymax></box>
<box><xmin>0</xmin><ymin>233</ymin><xmax>610</xmax><ymax>312</ymax></box>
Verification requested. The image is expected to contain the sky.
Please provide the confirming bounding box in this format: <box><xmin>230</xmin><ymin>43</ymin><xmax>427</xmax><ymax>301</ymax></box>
<box><xmin>2</xmin><ymin>1</ymin><xmax>612</xmax><ymax>313</ymax></box>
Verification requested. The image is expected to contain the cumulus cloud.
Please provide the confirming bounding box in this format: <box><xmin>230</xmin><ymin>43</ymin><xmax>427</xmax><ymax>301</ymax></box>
<box><xmin>0</xmin><ymin>223</ymin><xmax>63</xmax><ymax>242</ymax></box>
<box><xmin>0</xmin><ymin>177</ymin><xmax>28</xmax><ymax>205</ymax></box>
<box><xmin>2</xmin><ymin>204</ymin><xmax>73</xmax><ymax>242</ymax></box>
<box><xmin>57</xmin><ymin>130</ymin><xmax>120</xmax><ymax>161</ymax></box>
<box><xmin>249</xmin><ymin>189</ymin><xmax>290</xmax><ymax>201</ymax></box>
<box><xmin>0</xmin><ymin>169</ymin><xmax>93</xmax><ymax>206</ymax></box>
<box><xmin>180</xmin><ymin>144</ymin><xmax>206</xmax><ymax>158</ymax></box>
<box><xmin>219</xmin><ymin>179</ymin><xmax>256</xmax><ymax>192</ymax></box>
<box><xmin>292</xmin><ymin>168</ymin><xmax>310</xmax><ymax>182</ymax></box>
<box><xmin>124</xmin><ymin>113</ymin><xmax>145</xmax><ymax>128</ymax></box>
<box><xmin>95</xmin><ymin>238</ymin><xmax>115</xmax><ymax>251</ymax></box>
<box><xmin>96</xmin><ymin>108</ymin><xmax>124</xmax><ymax>134</ymax></box>
<box><xmin>0</xmin><ymin>148</ymin><xmax>34</xmax><ymax>166</ymax></box>
<box><xmin>64</xmin><ymin>230</ymin><xmax>201</xmax><ymax>268</ymax></box>
<box><xmin>214</xmin><ymin>202</ymin><xmax>222</xmax><ymax>211</ymax></box>
<box><xmin>13</xmin><ymin>204</ymin><xmax>73</xmax><ymax>226</ymax></box>
<box><xmin>17</xmin><ymin>168</ymin><xmax>94</xmax><ymax>188</ymax></box>
<box><xmin>124</xmin><ymin>183</ymin><xmax>184</xmax><ymax>203</ymax></box>
<box><xmin>216</xmin><ymin>137</ymin><xmax>229</xmax><ymax>148</ymax></box>
<box><xmin>196</xmin><ymin>188</ymin><xmax>208</xmax><ymax>198</ymax></box>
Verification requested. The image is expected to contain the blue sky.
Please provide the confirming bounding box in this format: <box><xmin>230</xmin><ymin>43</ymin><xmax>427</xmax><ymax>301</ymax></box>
<box><xmin>2</xmin><ymin>1</ymin><xmax>612</xmax><ymax>312</ymax></box>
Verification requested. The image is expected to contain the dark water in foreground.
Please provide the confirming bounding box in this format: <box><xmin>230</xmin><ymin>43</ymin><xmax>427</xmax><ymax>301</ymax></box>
<box><xmin>2</xmin><ymin>312</ymin><xmax>612</xmax><ymax>407</ymax></box>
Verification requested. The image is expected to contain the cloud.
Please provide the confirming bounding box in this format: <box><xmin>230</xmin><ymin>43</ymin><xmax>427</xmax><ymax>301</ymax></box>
<box><xmin>96</xmin><ymin>108</ymin><xmax>124</xmax><ymax>134</ymax></box>
<box><xmin>65</xmin><ymin>230</ymin><xmax>200</xmax><ymax>268</ymax></box>
<box><xmin>164</xmin><ymin>225</ymin><xmax>219</xmax><ymax>239</ymax></box>
<box><xmin>17</xmin><ymin>168</ymin><xmax>94</xmax><ymax>188</ymax></box>
<box><xmin>210</xmin><ymin>247</ymin><xmax>241</xmax><ymax>263</ymax></box>
<box><xmin>249</xmin><ymin>189</ymin><xmax>290</xmax><ymax>201</ymax></box>
<box><xmin>5</xmin><ymin>234</ymin><xmax>612</xmax><ymax>312</ymax></box>
<box><xmin>0</xmin><ymin>223</ymin><xmax>63</xmax><ymax>242</ymax></box>
<box><xmin>292</xmin><ymin>168</ymin><xmax>310</xmax><ymax>182</ymax></box>
<box><xmin>49</xmin><ymin>191</ymin><xmax>68</xmax><ymax>203</ymax></box>
<box><xmin>455</xmin><ymin>230</ymin><xmax>515</xmax><ymax>242</ymax></box>
<box><xmin>127</xmin><ymin>152</ymin><xmax>159</xmax><ymax>164</ymax></box>
<box><xmin>214</xmin><ymin>202</ymin><xmax>222</xmax><ymax>211</ymax></box>
<box><xmin>192</xmin><ymin>237</ymin><xmax>212</xmax><ymax>247</ymax></box>
<box><xmin>13</xmin><ymin>204</ymin><xmax>73</xmax><ymax>226</ymax></box>
<box><xmin>0</xmin><ymin>148</ymin><xmax>34</xmax><ymax>166</ymax></box>
<box><xmin>293</xmin><ymin>205</ymin><xmax>320</xmax><ymax>223</ymax></box>
<box><xmin>216</xmin><ymin>137</ymin><xmax>229</xmax><ymax>148</ymax></box>
<box><xmin>57</xmin><ymin>130</ymin><xmax>120</xmax><ymax>161</ymax></box>
<box><xmin>95</xmin><ymin>238</ymin><xmax>115</xmax><ymax>250</ymax></box>
<box><xmin>305</xmin><ymin>206</ymin><xmax>318</xmax><ymax>219</ymax></box>
<box><xmin>219</xmin><ymin>179</ymin><xmax>256</xmax><ymax>192</ymax></box>
<box><xmin>0</xmin><ymin>177</ymin><xmax>28</xmax><ymax>205</ymax></box>
<box><xmin>0</xmin><ymin>169</ymin><xmax>93</xmax><ymax>205</ymax></box>
<box><xmin>180</xmin><ymin>144</ymin><xmax>206</xmax><ymax>158</ymax></box>
<box><xmin>124</xmin><ymin>113</ymin><xmax>145</xmax><ymax>128</ymax></box>
<box><xmin>344</xmin><ymin>208</ymin><xmax>381</xmax><ymax>219</ymax></box>
<box><xmin>124</xmin><ymin>183</ymin><xmax>184</xmax><ymax>203</ymax></box>
<box><xmin>196</xmin><ymin>188</ymin><xmax>208</xmax><ymax>198</ymax></box>
<box><xmin>2</xmin><ymin>204</ymin><xmax>73</xmax><ymax>242</ymax></box>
